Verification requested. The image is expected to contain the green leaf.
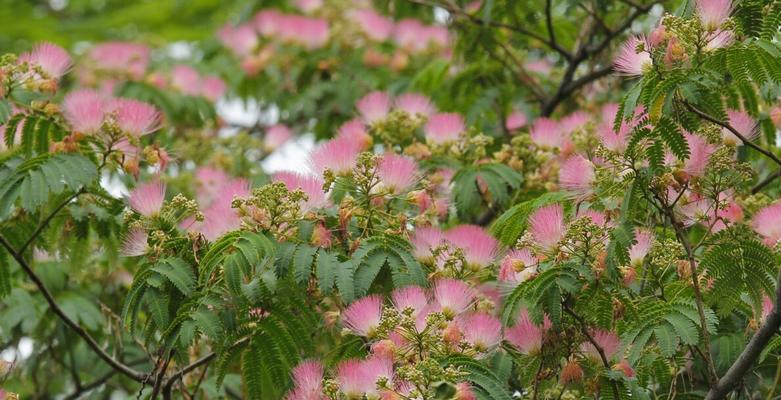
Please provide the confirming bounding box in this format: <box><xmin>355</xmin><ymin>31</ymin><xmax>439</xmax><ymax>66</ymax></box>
<box><xmin>315</xmin><ymin>250</ymin><xmax>338</xmax><ymax>294</ymax></box>
<box><xmin>151</xmin><ymin>258</ymin><xmax>195</xmax><ymax>296</ymax></box>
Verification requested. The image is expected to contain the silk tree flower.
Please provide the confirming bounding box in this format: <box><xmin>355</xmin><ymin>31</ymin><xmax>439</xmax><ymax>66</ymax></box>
<box><xmin>444</xmin><ymin>224</ymin><xmax>499</xmax><ymax>267</ymax></box>
<box><xmin>528</xmin><ymin>204</ymin><xmax>566</xmax><ymax>251</ymax></box>
<box><xmin>336</xmin><ymin>119</ymin><xmax>372</xmax><ymax>150</ymax></box>
<box><xmin>171</xmin><ymin>65</ymin><xmax>202</xmax><ymax>96</ymax></box>
<box><xmin>456</xmin><ymin>313</ymin><xmax>503</xmax><ymax>353</ymax></box>
<box><xmin>342</xmin><ymin>294</ymin><xmax>384</xmax><ymax>337</ymax></box>
<box><xmin>752</xmin><ymin>202</ymin><xmax>781</xmax><ymax>247</ymax></box>
<box><xmin>286</xmin><ymin>360</ymin><xmax>324</xmax><ymax>400</ymax></box>
<box><xmin>577</xmin><ymin>209</ymin><xmax>609</xmax><ymax>227</ymax></box>
<box><xmin>455</xmin><ymin>382</ymin><xmax>477</xmax><ymax>400</ymax></box>
<box><xmin>63</xmin><ymin>89</ymin><xmax>106</xmax><ymax>135</ymax></box>
<box><xmin>762</xmin><ymin>295</ymin><xmax>774</xmax><ymax>322</ymax></box>
<box><xmin>410</xmin><ymin>226</ymin><xmax>445</xmax><ymax>262</ymax></box>
<box><xmin>696</xmin><ymin>0</ymin><xmax>733</xmax><ymax>30</ymax></box>
<box><xmin>683</xmin><ymin>133</ymin><xmax>717</xmax><ymax>177</ymax></box>
<box><xmin>356</xmin><ymin>91</ymin><xmax>392</xmax><ymax>123</ymax></box>
<box><xmin>109</xmin><ymin>98</ymin><xmax>160</xmax><ymax>137</ymax></box>
<box><xmin>559</xmin><ymin>111</ymin><xmax>589</xmax><ymax>135</ymax></box>
<box><xmin>121</xmin><ymin>228</ymin><xmax>149</xmax><ymax>256</ymax></box>
<box><xmin>723</xmin><ymin>110</ymin><xmax>758</xmax><ymax>145</ymax></box>
<box><xmin>264</xmin><ymin>124</ymin><xmax>293</xmax><ymax>151</ymax></box>
<box><xmin>505</xmin><ymin>111</ymin><xmax>527</xmax><ymax>132</ymax></box>
<box><xmin>377</xmin><ymin>154</ymin><xmax>418</xmax><ymax>194</ymax></box>
<box><xmin>580</xmin><ymin>329</ymin><xmax>621</xmax><ymax>361</ymax></box>
<box><xmin>309</xmin><ymin>136</ymin><xmax>363</xmax><ymax>175</ymax></box>
<box><xmin>558</xmin><ymin>155</ymin><xmax>595</xmax><ymax>199</ymax></box>
<box><xmin>217</xmin><ymin>23</ymin><xmax>258</xmax><ymax>56</ymax></box>
<box><xmin>499</xmin><ymin>248</ymin><xmax>539</xmax><ymax>284</ymax></box>
<box><xmin>273</xmin><ymin>171</ymin><xmax>329</xmax><ymax>211</ymax></box>
<box><xmin>200</xmin><ymin>76</ymin><xmax>227</xmax><ymax>102</ymax></box>
<box><xmin>424</xmin><ymin>112</ymin><xmax>465</xmax><ymax>144</ymax></box>
<box><xmin>391</xmin><ymin>286</ymin><xmax>429</xmax><ymax>317</ymax></box>
<box><xmin>629</xmin><ymin>229</ymin><xmax>653</xmax><ymax>267</ymax></box>
<box><xmin>254</xmin><ymin>9</ymin><xmax>283</xmax><ymax>36</ymax></box>
<box><xmin>195</xmin><ymin>167</ymin><xmax>229</xmax><ymax>205</ymax></box>
<box><xmin>351</xmin><ymin>9</ymin><xmax>395</xmax><ymax>42</ymax></box>
<box><xmin>128</xmin><ymin>181</ymin><xmax>166</xmax><ymax>217</ymax></box>
<box><xmin>613</xmin><ymin>36</ymin><xmax>652</xmax><ymax>76</ymax></box>
<box><xmin>198</xmin><ymin>203</ymin><xmax>242</xmax><ymax>241</ymax></box>
<box><xmin>88</xmin><ymin>41</ymin><xmax>150</xmax><ymax>79</ymax></box>
<box><xmin>283</xmin><ymin>16</ymin><xmax>330</xmax><ymax>49</ymax></box>
<box><xmin>505</xmin><ymin>309</ymin><xmax>549</xmax><ymax>355</ymax></box>
<box><xmin>529</xmin><ymin>117</ymin><xmax>563</xmax><ymax>148</ymax></box>
<box><xmin>295</xmin><ymin>0</ymin><xmax>323</xmax><ymax>12</ymax></box>
<box><xmin>433</xmin><ymin>278</ymin><xmax>477</xmax><ymax>317</ymax></box>
<box><xmin>394</xmin><ymin>93</ymin><xmax>436</xmax><ymax>117</ymax></box>
<box><xmin>335</xmin><ymin>357</ymin><xmax>393</xmax><ymax>398</ymax></box>
<box><xmin>20</xmin><ymin>42</ymin><xmax>72</xmax><ymax>80</ymax></box>
<box><xmin>705</xmin><ymin>29</ymin><xmax>734</xmax><ymax>50</ymax></box>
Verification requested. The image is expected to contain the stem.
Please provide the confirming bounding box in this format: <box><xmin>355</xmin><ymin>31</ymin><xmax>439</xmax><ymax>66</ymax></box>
<box><xmin>563</xmin><ymin>304</ymin><xmax>621</xmax><ymax>399</ymax></box>
<box><xmin>19</xmin><ymin>188</ymin><xmax>85</xmax><ymax>254</ymax></box>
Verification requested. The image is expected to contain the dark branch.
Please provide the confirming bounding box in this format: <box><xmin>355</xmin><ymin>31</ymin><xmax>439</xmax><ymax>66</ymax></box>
<box><xmin>564</xmin><ymin>303</ymin><xmax>621</xmax><ymax>399</ymax></box>
<box><xmin>752</xmin><ymin>169</ymin><xmax>781</xmax><ymax>194</ymax></box>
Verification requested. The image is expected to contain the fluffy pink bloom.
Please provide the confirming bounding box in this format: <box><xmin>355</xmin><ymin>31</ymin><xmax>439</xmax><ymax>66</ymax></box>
<box><xmin>286</xmin><ymin>360</ymin><xmax>324</xmax><ymax>400</ymax></box>
<box><xmin>457</xmin><ymin>313</ymin><xmax>503</xmax><ymax>352</ymax></box>
<box><xmin>762</xmin><ymin>295</ymin><xmax>774</xmax><ymax>322</ymax></box>
<box><xmin>342</xmin><ymin>295</ymin><xmax>384</xmax><ymax>337</ymax></box>
<box><xmin>254</xmin><ymin>10</ymin><xmax>283</xmax><ymax>36</ymax></box>
<box><xmin>336</xmin><ymin>119</ymin><xmax>371</xmax><ymax>150</ymax></box>
<box><xmin>63</xmin><ymin>89</ymin><xmax>106</xmax><ymax>134</ymax></box>
<box><xmin>683</xmin><ymin>133</ymin><xmax>717</xmax><ymax>177</ymax></box>
<box><xmin>577</xmin><ymin>209</ymin><xmax>608</xmax><ymax>227</ymax></box>
<box><xmin>696</xmin><ymin>0</ymin><xmax>733</xmax><ymax>29</ymax></box>
<box><xmin>265</xmin><ymin>124</ymin><xmax>293</xmax><ymax>151</ymax></box>
<box><xmin>273</xmin><ymin>171</ymin><xmax>328</xmax><ymax>211</ymax></box>
<box><xmin>410</xmin><ymin>226</ymin><xmax>445</xmax><ymax>262</ymax></box>
<box><xmin>199</xmin><ymin>203</ymin><xmax>242</xmax><ymax>241</ymax></box>
<box><xmin>88</xmin><ymin>42</ymin><xmax>150</xmax><ymax>80</ymax></box>
<box><xmin>444</xmin><ymin>225</ymin><xmax>499</xmax><ymax>267</ymax></box>
<box><xmin>171</xmin><ymin>65</ymin><xmax>202</xmax><ymax>96</ymax></box>
<box><xmin>723</xmin><ymin>110</ymin><xmax>758</xmax><ymax>145</ymax></box>
<box><xmin>505</xmin><ymin>111</ymin><xmax>527</xmax><ymax>131</ymax></box>
<box><xmin>629</xmin><ymin>229</ymin><xmax>653</xmax><ymax>267</ymax></box>
<box><xmin>121</xmin><ymin>228</ymin><xmax>148</xmax><ymax>256</ymax></box>
<box><xmin>357</xmin><ymin>91</ymin><xmax>392</xmax><ymax>123</ymax></box>
<box><xmin>200</xmin><ymin>76</ymin><xmax>227</xmax><ymax>102</ymax></box>
<box><xmin>528</xmin><ymin>204</ymin><xmax>566</xmax><ymax>251</ymax></box>
<box><xmin>614</xmin><ymin>36</ymin><xmax>651</xmax><ymax>76</ymax></box>
<box><xmin>433</xmin><ymin>278</ymin><xmax>477</xmax><ymax>316</ymax></box>
<box><xmin>558</xmin><ymin>155</ymin><xmax>595</xmax><ymax>198</ymax></box>
<box><xmin>351</xmin><ymin>9</ymin><xmax>395</xmax><ymax>42</ymax></box>
<box><xmin>499</xmin><ymin>248</ymin><xmax>538</xmax><ymax>284</ymax></box>
<box><xmin>424</xmin><ymin>112</ymin><xmax>465</xmax><ymax>144</ymax></box>
<box><xmin>21</xmin><ymin>42</ymin><xmax>72</xmax><ymax>79</ymax></box>
<box><xmin>309</xmin><ymin>137</ymin><xmax>363</xmax><ymax>175</ymax></box>
<box><xmin>295</xmin><ymin>0</ymin><xmax>323</xmax><ymax>12</ymax></box>
<box><xmin>581</xmin><ymin>330</ymin><xmax>621</xmax><ymax>361</ymax></box>
<box><xmin>455</xmin><ymin>382</ymin><xmax>477</xmax><ymax>400</ymax></box>
<box><xmin>335</xmin><ymin>357</ymin><xmax>393</xmax><ymax>397</ymax></box>
<box><xmin>276</xmin><ymin>16</ymin><xmax>330</xmax><ymax>49</ymax></box>
<box><xmin>752</xmin><ymin>202</ymin><xmax>781</xmax><ymax>246</ymax></box>
<box><xmin>560</xmin><ymin>111</ymin><xmax>589</xmax><ymax>134</ymax></box>
<box><xmin>705</xmin><ymin>29</ymin><xmax>734</xmax><ymax>50</ymax></box>
<box><xmin>394</xmin><ymin>93</ymin><xmax>435</xmax><ymax>117</ymax></box>
<box><xmin>392</xmin><ymin>286</ymin><xmax>429</xmax><ymax>317</ymax></box>
<box><xmin>378</xmin><ymin>154</ymin><xmax>418</xmax><ymax>193</ymax></box>
<box><xmin>128</xmin><ymin>181</ymin><xmax>166</xmax><ymax>217</ymax></box>
<box><xmin>530</xmin><ymin>117</ymin><xmax>563</xmax><ymax>148</ymax></box>
<box><xmin>505</xmin><ymin>309</ymin><xmax>548</xmax><ymax>354</ymax></box>
<box><xmin>110</xmin><ymin>98</ymin><xmax>160</xmax><ymax>137</ymax></box>
<box><xmin>195</xmin><ymin>167</ymin><xmax>229</xmax><ymax>204</ymax></box>
<box><xmin>217</xmin><ymin>23</ymin><xmax>258</xmax><ymax>56</ymax></box>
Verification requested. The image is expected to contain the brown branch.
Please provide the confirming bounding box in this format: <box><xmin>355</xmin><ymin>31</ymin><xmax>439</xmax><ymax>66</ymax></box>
<box><xmin>161</xmin><ymin>337</ymin><xmax>249</xmax><ymax>398</ymax></box>
<box><xmin>563</xmin><ymin>303</ymin><xmax>621</xmax><ymax>399</ymax></box>
<box><xmin>19</xmin><ymin>188</ymin><xmax>85</xmax><ymax>254</ymax></box>
<box><xmin>753</xmin><ymin>169</ymin><xmax>781</xmax><ymax>194</ymax></box>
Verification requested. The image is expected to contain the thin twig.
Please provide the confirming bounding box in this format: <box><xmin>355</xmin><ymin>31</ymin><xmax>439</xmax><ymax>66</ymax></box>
<box><xmin>563</xmin><ymin>304</ymin><xmax>621</xmax><ymax>399</ymax></box>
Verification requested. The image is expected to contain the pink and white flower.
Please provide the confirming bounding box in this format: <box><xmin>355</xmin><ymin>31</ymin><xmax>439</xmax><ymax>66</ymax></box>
<box><xmin>20</xmin><ymin>42</ymin><xmax>72</xmax><ymax>79</ymax></box>
<box><xmin>62</xmin><ymin>89</ymin><xmax>106</xmax><ymax>134</ymax></box>
<box><xmin>683</xmin><ymin>133</ymin><xmax>717</xmax><ymax>178</ymax></box>
<box><xmin>309</xmin><ymin>137</ymin><xmax>363</xmax><ymax>175</ymax></box>
<box><xmin>752</xmin><ymin>202</ymin><xmax>781</xmax><ymax>247</ymax></box>
<box><xmin>128</xmin><ymin>181</ymin><xmax>166</xmax><ymax>217</ymax></box>
<box><xmin>351</xmin><ymin>9</ymin><xmax>395</xmax><ymax>42</ymax></box>
<box><xmin>723</xmin><ymin>110</ymin><xmax>758</xmax><ymax>145</ymax></box>
<box><xmin>109</xmin><ymin>98</ymin><xmax>160</xmax><ymax>137</ymax></box>
<box><xmin>505</xmin><ymin>111</ymin><xmax>527</xmax><ymax>131</ymax></box>
<box><xmin>457</xmin><ymin>313</ymin><xmax>503</xmax><ymax>353</ymax></box>
<box><xmin>696</xmin><ymin>0</ymin><xmax>733</xmax><ymax>30</ymax></box>
<box><xmin>505</xmin><ymin>309</ymin><xmax>549</xmax><ymax>354</ymax></box>
<box><xmin>121</xmin><ymin>228</ymin><xmax>149</xmax><ymax>256</ymax></box>
<box><xmin>342</xmin><ymin>294</ymin><xmax>384</xmax><ymax>337</ymax></box>
<box><xmin>356</xmin><ymin>91</ymin><xmax>391</xmax><ymax>123</ymax></box>
<box><xmin>498</xmin><ymin>248</ymin><xmax>539</xmax><ymax>284</ymax></box>
<box><xmin>580</xmin><ymin>330</ymin><xmax>621</xmax><ymax>361</ymax></box>
<box><xmin>558</xmin><ymin>155</ymin><xmax>595</xmax><ymax>199</ymax></box>
<box><xmin>273</xmin><ymin>171</ymin><xmax>329</xmax><ymax>211</ymax></box>
<box><xmin>394</xmin><ymin>93</ymin><xmax>435</xmax><ymax>117</ymax></box>
<box><xmin>286</xmin><ymin>360</ymin><xmax>324</xmax><ymax>400</ymax></box>
<box><xmin>444</xmin><ymin>224</ymin><xmax>499</xmax><ymax>267</ymax></box>
<box><xmin>335</xmin><ymin>357</ymin><xmax>393</xmax><ymax>397</ymax></box>
<box><xmin>530</xmin><ymin>117</ymin><xmax>563</xmax><ymax>148</ymax></box>
<box><xmin>629</xmin><ymin>229</ymin><xmax>653</xmax><ymax>267</ymax></box>
<box><xmin>264</xmin><ymin>124</ymin><xmax>293</xmax><ymax>151</ymax></box>
<box><xmin>410</xmin><ymin>226</ymin><xmax>445</xmax><ymax>262</ymax></box>
<box><xmin>528</xmin><ymin>204</ymin><xmax>566</xmax><ymax>251</ymax></box>
<box><xmin>433</xmin><ymin>278</ymin><xmax>477</xmax><ymax>316</ymax></box>
<box><xmin>424</xmin><ymin>112</ymin><xmax>465</xmax><ymax>144</ymax></box>
<box><xmin>391</xmin><ymin>286</ymin><xmax>429</xmax><ymax>317</ymax></box>
<box><xmin>377</xmin><ymin>154</ymin><xmax>418</xmax><ymax>193</ymax></box>
<box><xmin>614</xmin><ymin>36</ymin><xmax>652</xmax><ymax>76</ymax></box>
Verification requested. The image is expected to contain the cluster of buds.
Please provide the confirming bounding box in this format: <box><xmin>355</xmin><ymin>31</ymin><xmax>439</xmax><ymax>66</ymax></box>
<box><xmin>233</xmin><ymin>182</ymin><xmax>307</xmax><ymax>240</ymax></box>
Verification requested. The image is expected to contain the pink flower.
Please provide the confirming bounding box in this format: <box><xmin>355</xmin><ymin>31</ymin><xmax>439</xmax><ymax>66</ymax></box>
<box><xmin>21</xmin><ymin>42</ymin><xmax>72</xmax><ymax>79</ymax></box>
<box><xmin>378</xmin><ymin>154</ymin><xmax>418</xmax><ymax>193</ymax></box>
<box><xmin>499</xmin><ymin>248</ymin><xmax>538</xmax><ymax>284</ymax></box>
<box><xmin>128</xmin><ymin>181</ymin><xmax>165</xmax><ymax>217</ymax></box>
<box><xmin>723</xmin><ymin>110</ymin><xmax>758</xmax><ymax>145</ymax></box>
<box><xmin>200</xmin><ymin>76</ymin><xmax>227</xmax><ymax>102</ymax></box>
<box><xmin>505</xmin><ymin>309</ymin><xmax>549</xmax><ymax>354</ymax></box>
<box><xmin>530</xmin><ymin>117</ymin><xmax>563</xmax><ymax>148</ymax></box>
<box><xmin>309</xmin><ymin>137</ymin><xmax>363</xmax><ymax>175</ymax></box>
<box><xmin>342</xmin><ymin>294</ymin><xmax>384</xmax><ymax>337</ymax></box>
<box><xmin>265</xmin><ymin>124</ymin><xmax>293</xmax><ymax>151</ymax></box>
<box><xmin>614</xmin><ymin>36</ymin><xmax>651</xmax><ymax>76</ymax></box>
<box><xmin>286</xmin><ymin>360</ymin><xmax>324</xmax><ymax>400</ymax></box>
<box><xmin>525</xmin><ymin>59</ymin><xmax>553</xmax><ymax>74</ymax></box>
<box><xmin>273</xmin><ymin>171</ymin><xmax>328</xmax><ymax>211</ymax></box>
<box><xmin>195</xmin><ymin>167</ymin><xmax>229</xmax><ymax>204</ymax></box>
<box><xmin>336</xmin><ymin>119</ymin><xmax>372</xmax><ymax>150</ymax></box>
<box><xmin>455</xmin><ymin>382</ymin><xmax>477</xmax><ymax>400</ymax></box>
<box><xmin>88</xmin><ymin>42</ymin><xmax>150</xmax><ymax>80</ymax></box>
<box><xmin>171</xmin><ymin>65</ymin><xmax>202</xmax><ymax>96</ymax></box>
<box><xmin>199</xmin><ymin>203</ymin><xmax>242</xmax><ymax>241</ymax></box>
<box><xmin>295</xmin><ymin>0</ymin><xmax>323</xmax><ymax>12</ymax></box>
<box><xmin>705</xmin><ymin>29</ymin><xmax>735</xmax><ymax>50</ymax></box>
<box><xmin>394</xmin><ymin>93</ymin><xmax>435</xmax><ymax>117</ymax></box>
<box><xmin>560</xmin><ymin>111</ymin><xmax>589</xmax><ymax>134</ymax></box>
<box><xmin>63</xmin><ymin>89</ymin><xmax>106</xmax><ymax>134</ymax></box>
<box><xmin>696</xmin><ymin>0</ymin><xmax>733</xmax><ymax>29</ymax></box>
<box><xmin>457</xmin><ymin>313</ymin><xmax>503</xmax><ymax>352</ymax></box>
<box><xmin>121</xmin><ymin>228</ymin><xmax>148</xmax><ymax>256</ymax></box>
<box><xmin>410</xmin><ymin>226</ymin><xmax>445</xmax><ymax>262</ymax></box>
<box><xmin>505</xmin><ymin>111</ymin><xmax>527</xmax><ymax>131</ymax></box>
<box><xmin>217</xmin><ymin>23</ymin><xmax>258</xmax><ymax>56</ymax></box>
<box><xmin>424</xmin><ymin>112</ymin><xmax>465</xmax><ymax>144</ymax></box>
<box><xmin>752</xmin><ymin>202</ymin><xmax>781</xmax><ymax>247</ymax></box>
<box><xmin>528</xmin><ymin>204</ymin><xmax>566</xmax><ymax>251</ymax></box>
<box><xmin>558</xmin><ymin>155</ymin><xmax>595</xmax><ymax>199</ymax></box>
<box><xmin>392</xmin><ymin>286</ymin><xmax>429</xmax><ymax>317</ymax></box>
<box><xmin>351</xmin><ymin>9</ymin><xmax>395</xmax><ymax>42</ymax></box>
<box><xmin>357</xmin><ymin>91</ymin><xmax>392</xmax><ymax>123</ymax></box>
<box><xmin>335</xmin><ymin>357</ymin><xmax>393</xmax><ymax>397</ymax></box>
<box><xmin>683</xmin><ymin>133</ymin><xmax>717</xmax><ymax>177</ymax></box>
<box><xmin>444</xmin><ymin>225</ymin><xmax>499</xmax><ymax>267</ymax></box>
<box><xmin>109</xmin><ymin>98</ymin><xmax>160</xmax><ymax>137</ymax></box>
<box><xmin>629</xmin><ymin>229</ymin><xmax>653</xmax><ymax>267</ymax></box>
<box><xmin>762</xmin><ymin>295</ymin><xmax>774</xmax><ymax>322</ymax></box>
<box><xmin>254</xmin><ymin>10</ymin><xmax>283</xmax><ymax>36</ymax></box>
<box><xmin>581</xmin><ymin>330</ymin><xmax>621</xmax><ymax>361</ymax></box>
<box><xmin>433</xmin><ymin>278</ymin><xmax>477</xmax><ymax>316</ymax></box>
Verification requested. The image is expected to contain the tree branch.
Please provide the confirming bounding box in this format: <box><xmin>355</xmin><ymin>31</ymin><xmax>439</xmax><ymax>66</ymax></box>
<box><xmin>563</xmin><ymin>303</ymin><xmax>621</xmax><ymax>399</ymax></box>
<box><xmin>19</xmin><ymin>188</ymin><xmax>85</xmax><ymax>254</ymax></box>
<box><xmin>752</xmin><ymin>169</ymin><xmax>781</xmax><ymax>194</ymax></box>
